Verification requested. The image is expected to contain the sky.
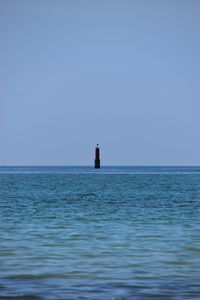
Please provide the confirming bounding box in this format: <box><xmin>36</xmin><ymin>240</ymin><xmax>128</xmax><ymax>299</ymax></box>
<box><xmin>0</xmin><ymin>0</ymin><xmax>200</xmax><ymax>166</ymax></box>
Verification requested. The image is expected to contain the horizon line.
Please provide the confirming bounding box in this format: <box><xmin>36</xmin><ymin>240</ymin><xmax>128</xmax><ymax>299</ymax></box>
<box><xmin>0</xmin><ymin>165</ymin><xmax>200</xmax><ymax>167</ymax></box>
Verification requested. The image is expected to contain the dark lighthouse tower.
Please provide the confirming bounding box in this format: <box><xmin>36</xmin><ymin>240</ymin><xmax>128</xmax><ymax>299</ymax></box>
<box><xmin>94</xmin><ymin>144</ymin><xmax>100</xmax><ymax>168</ymax></box>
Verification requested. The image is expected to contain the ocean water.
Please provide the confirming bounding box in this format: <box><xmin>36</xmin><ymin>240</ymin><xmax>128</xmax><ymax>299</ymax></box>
<box><xmin>0</xmin><ymin>166</ymin><xmax>200</xmax><ymax>300</ymax></box>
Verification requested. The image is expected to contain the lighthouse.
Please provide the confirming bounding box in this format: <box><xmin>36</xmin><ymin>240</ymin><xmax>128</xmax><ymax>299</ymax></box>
<box><xmin>94</xmin><ymin>144</ymin><xmax>100</xmax><ymax>168</ymax></box>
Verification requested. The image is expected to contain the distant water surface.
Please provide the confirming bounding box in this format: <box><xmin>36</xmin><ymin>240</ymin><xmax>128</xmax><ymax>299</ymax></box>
<box><xmin>0</xmin><ymin>166</ymin><xmax>200</xmax><ymax>299</ymax></box>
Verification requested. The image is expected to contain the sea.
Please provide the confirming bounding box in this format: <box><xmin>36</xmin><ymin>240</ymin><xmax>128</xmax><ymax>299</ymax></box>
<box><xmin>0</xmin><ymin>166</ymin><xmax>200</xmax><ymax>300</ymax></box>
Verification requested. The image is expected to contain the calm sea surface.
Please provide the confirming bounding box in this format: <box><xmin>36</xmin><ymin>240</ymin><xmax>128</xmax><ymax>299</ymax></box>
<box><xmin>0</xmin><ymin>166</ymin><xmax>200</xmax><ymax>300</ymax></box>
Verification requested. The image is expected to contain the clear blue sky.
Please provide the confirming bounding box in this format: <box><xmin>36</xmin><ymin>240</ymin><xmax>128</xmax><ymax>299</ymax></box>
<box><xmin>1</xmin><ymin>0</ymin><xmax>199</xmax><ymax>165</ymax></box>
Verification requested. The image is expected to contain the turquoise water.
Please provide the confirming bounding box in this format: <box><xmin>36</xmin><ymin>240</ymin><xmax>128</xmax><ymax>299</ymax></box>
<box><xmin>0</xmin><ymin>166</ymin><xmax>200</xmax><ymax>299</ymax></box>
